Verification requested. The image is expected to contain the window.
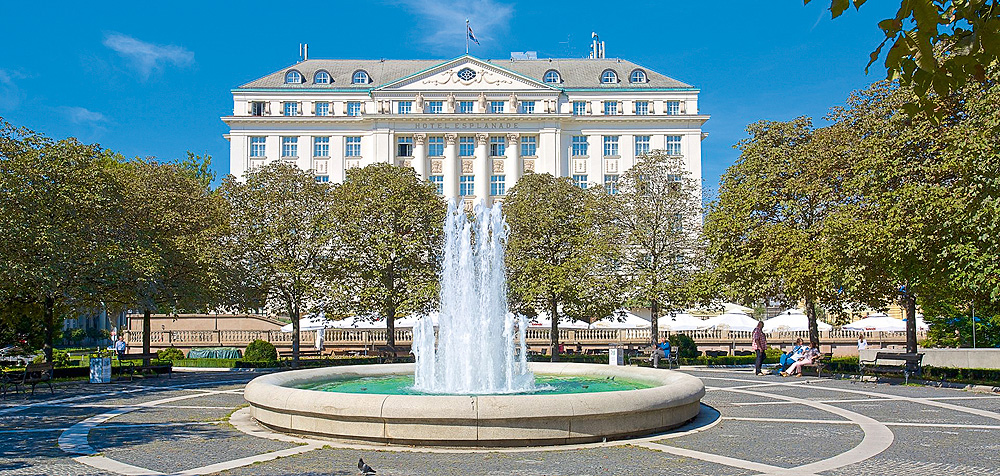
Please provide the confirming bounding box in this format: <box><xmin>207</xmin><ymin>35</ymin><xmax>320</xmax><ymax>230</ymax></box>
<box><xmin>459</xmin><ymin>175</ymin><xmax>475</xmax><ymax>196</ymax></box>
<box><xmin>604</xmin><ymin>174</ymin><xmax>619</xmax><ymax>195</ymax></box>
<box><xmin>458</xmin><ymin>101</ymin><xmax>474</xmax><ymax>113</ymax></box>
<box><xmin>250</xmin><ymin>136</ymin><xmax>266</xmax><ymax>158</ymax></box>
<box><xmin>573</xmin><ymin>174</ymin><xmax>588</xmax><ymax>189</ymax></box>
<box><xmin>543</xmin><ymin>70</ymin><xmax>561</xmax><ymax>83</ymax></box>
<box><xmin>629</xmin><ymin>69</ymin><xmax>647</xmax><ymax>83</ymax></box>
<box><xmin>426</xmin><ymin>101</ymin><xmax>443</xmax><ymax>114</ymax></box>
<box><xmin>489</xmin><ymin>136</ymin><xmax>506</xmax><ymax>157</ymax></box>
<box><xmin>284</xmin><ymin>70</ymin><xmax>302</xmax><ymax>84</ymax></box>
<box><xmin>603</xmin><ymin>101</ymin><xmax>618</xmax><ymax>115</ymax></box>
<box><xmin>635</xmin><ymin>101</ymin><xmax>649</xmax><ymax>115</ymax></box>
<box><xmin>397</xmin><ymin>136</ymin><xmax>413</xmax><ymax>157</ymax></box>
<box><xmin>603</xmin><ymin>135</ymin><xmax>619</xmax><ymax>157</ymax></box>
<box><xmin>314</xmin><ymin>175</ymin><xmax>330</xmax><ymax>183</ymax></box>
<box><xmin>427</xmin><ymin>136</ymin><xmax>444</xmax><ymax>156</ymax></box>
<box><xmin>429</xmin><ymin>175</ymin><xmax>444</xmax><ymax>195</ymax></box>
<box><xmin>572</xmin><ymin>101</ymin><xmax>587</xmax><ymax>115</ymax></box>
<box><xmin>459</xmin><ymin>136</ymin><xmax>475</xmax><ymax>157</ymax></box>
<box><xmin>352</xmin><ymin>70</ymin><xmax>369</xmax><ymax>84</ymax></box>
<box><xmin>519</xmin><ymin>101</ymin><xmax>535</xmax><ymax>114</ymax></box>
<box><xmin>315</xmin><ymin>102</ymin><xmax>330</xmax><ymax>116</ymax></box>
<box><xmin>250</xmin><ymin>101</ymin><xmax>266</xmax><ymax>116</ymax></box>
<box><xmin>665</xmin><ymin>135</ymin><xmax>682</xmax><ymax>156</ymax></box>
<box><xmin>634</xmin><ymin>135</ymin><xmax>651</xmax><ymax>156</ymax></box>
<box><xmin>601</xmin><ymin>69</ymin><xmax>618</xmax><ymax>84</ymax></box>
<box><xmin>457</xmin><ymin>68</ymin><xmax>477</xmax><ymax>81</ymax></box>
<box><xmin>572</xmin><ymin>136</ymin><xmax>588</xmax><ymax>156</ymax></box>
<box><xmin>314</xmin><ymin>71</ymin><xmax>331</xmax><ymax>84</ymax></box>
<box><xmin>347</xmin><ymin>102</ymin><xmax>362</xmax><ymax>117</ymax></box>
<box><xmin>490</xmin><ymin>101</ymin><xmax>504</xmax><ymax>113</ymax></box>
<box><xmin>491</xmin><ymin>175</ymin><xmax>506</xmax><ymax>196</ymax></box>
<box><xmin>281</xmin><ymin>137</ymin><xmax>298</xmax><ymax>158</ymax></box>
<box><xmin>520</xmin><ymin>136</ymin><xmax>537</xmax><ymax>157</ymax></box>
<box><xmin>345</xmin><ymin>136</ymin><xmax>362</xmax><ymax>157</ymax></box>
<box><xmin>665</xmin><ymin>101</ymin><xmax>681</xmax><ymax>115</ymax></box>
<box><xmin>397</xmin><ymin>101</ymin><xmax>412</xmax><ymax>114</ymax></box>
<box><xmin>313</xmin><ymin>137</ymin><xmax>330</xmax><ymax>158</ymax></box>
<box><xmin>283</xmin><ymin>102</ymin><xmax>299</xmax><ymax>116</ymax></box>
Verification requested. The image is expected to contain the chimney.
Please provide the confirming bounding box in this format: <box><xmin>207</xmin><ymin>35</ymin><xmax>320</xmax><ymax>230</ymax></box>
<box><xmin>304</xmin><ymin>43</ymin><xmax>309</xmax><ymax>61</ymax></box>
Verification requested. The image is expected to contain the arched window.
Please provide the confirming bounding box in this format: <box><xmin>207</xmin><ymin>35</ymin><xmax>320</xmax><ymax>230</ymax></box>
<box><xmin>629</xmin><ymin>69</ymin><xmax>647</xmax><ymax>83</ymax></box>
<box><xmin>284</xmin><ymin>70</ymin><xmax>302</xmax><ymax>84</ymax></box>
<box><xmin>352</xmin><ymin>70</ymin><xmax>370</xmax><ymax>84</ymax></box>
<box><xmin>600</xmin><ymin>69</ymin><xmax>618</xmax><ymax>84</ymax></box>
<box><xmin>314</xmin><ymin>70</ymin><xmax>331</xmax><ymax>84</ymax></box>
<box><xmin>543</xmin><ymin>70</ymin><xmax>561</xmax><ymax>83</ymax></box>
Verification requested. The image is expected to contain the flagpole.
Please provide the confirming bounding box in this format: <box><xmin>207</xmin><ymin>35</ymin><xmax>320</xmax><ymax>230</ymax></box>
<box><xmin>466</xmin><ymin>19</ymin><xmax>469</xmax><ymax>54</ymax></box>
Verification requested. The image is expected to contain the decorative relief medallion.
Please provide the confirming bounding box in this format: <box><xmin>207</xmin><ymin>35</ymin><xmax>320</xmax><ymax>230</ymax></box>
<box><xmin>574</xmin><ymin>159</ymin><xmax>587</xmax><ymax>173</ymax></box>
<box><xmin>347</xmin><ymin>160</ymin><xmax>361</xmax><ymax>169</ymax></box>
<box><xmin>606</xmin><ymin>159</ymin><xmax>619</xmax><ymax>173</ymax></box>
<box><xmin>422</xmin><ymin>67</ymin><xmax>514</xmax><ymax>86</ymax></box>
<box><xmin>493</xmin><ymin>159</ymin><xmax>504</xmax><ymax>173</ymax></box>
<box><xmin>524</xmin><ymin>159</ymin><xmax>535</xmax><ymax>173</ymax></box>
<box><xmin>402</xmin><ymin>159</ymin><xmax>412</xmax><ymax>168</ymax></box>
<box><xmin>431</xmin><ymin>159</ymin><xmax>443</xmax><ymax>174</ymax></box>
<box><xmin>462</xmin><ymin>159</ymin><xmax>474</xmax><ymax>174</ymax></box>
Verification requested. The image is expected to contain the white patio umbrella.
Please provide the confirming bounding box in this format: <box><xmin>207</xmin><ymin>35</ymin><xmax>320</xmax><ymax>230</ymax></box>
<box><xmin>657</xmin><ymin>312</ymin><xmax>705</xmax><ymax>331</ymax></box>
<box><xmin>763</xmin><ymin>309</ymin><xmax>832</xmax><ymax>333</ymax></box>
<box><xmin>843</xmin><ymin>314</ymin><xmax>907</xmax><ymax>332</ymax></box>
<box><xmin>325</xmin><ymin>315</ymin><xmax>386</xmax><ymax>329</ymax></box>
<box><xmin>699</xmin><ymin>312</ymin><xmax>760</xmax><ymax>332</ymax></box>
<box><xmin>525</xmin><ymin>312</ymin><xmax>591</xmax><ymax>329</ymax></box>
<box><xmin>592</xmin><ymin>310</ymin><xmax>652</xmax><ymax>329</ymax></box>
<box><xmin>279</xmin><ymin>314</ymin><xmax>332</xmax><ymax>332</ymax></box>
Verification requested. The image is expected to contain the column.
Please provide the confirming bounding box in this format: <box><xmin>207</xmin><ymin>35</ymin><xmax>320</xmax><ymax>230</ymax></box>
<box><xmin>506</xmin><ymin>132</ymin><xmax>521</xmax><ymax>188</ymax></box>
<box><xmin>412</xmin><ymin>133</ymin><xmax>427</xmax><ymax>180</ymax></box>
<box><xmin>474</xmin><ymin>133</ymin><xmax>490</xmax><ymax>205</ymax></box>
<box><xmin>443</xmin><ymin>133</ymin><xmax>459</xmax><ymax>200</ymax></box>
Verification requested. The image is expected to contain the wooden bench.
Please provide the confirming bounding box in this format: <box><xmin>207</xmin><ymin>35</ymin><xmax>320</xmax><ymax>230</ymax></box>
<box><xmin>859</xmin><ymin>352</ymin><xmax>924</xmax><ymax>384</ymax></box>
<box><xmin>278</xmin><ymin>349</ymin><xmax>322</xmax><ymax>359</ymax></box>
<box><xmin>2</xmin><ymin>362</ymin><xmax>54</xmax><ymax>397</ymax></box>
<box><xmin>118</xmin><ymin>353</ymin><xmax>172</xmax><ymax>381</ymax></box>
<box><xmin>801</xmin><ymin>352</ymin><xmax>833</xmax><ymax>378</ymax></box>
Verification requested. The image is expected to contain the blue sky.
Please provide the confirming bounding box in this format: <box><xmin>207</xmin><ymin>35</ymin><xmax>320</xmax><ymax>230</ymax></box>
<box><xmin>0</xmin><ymin>1</ymin><xmax>898</xmax><ymax>192</ymax></box>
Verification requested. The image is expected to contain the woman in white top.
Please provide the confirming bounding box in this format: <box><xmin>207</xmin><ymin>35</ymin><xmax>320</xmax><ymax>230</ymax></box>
<box><xmin>857</xmin><ymin>333</ymin><xmax>867</xmax><ymax>350</ymax></box>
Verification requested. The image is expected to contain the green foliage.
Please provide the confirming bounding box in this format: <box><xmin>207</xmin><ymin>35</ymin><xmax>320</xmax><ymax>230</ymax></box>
<box><xmin>157</xmin><ymin>347</ymin><xmax>185</xmax><ymax>361</ymax></box>
<box><xmin>66</xmin><ymin>328</ymin><xmax>87</xmax><ymax>343</ymax></box>
<box><xmin>34</xmin><ymin>349</ymin><xmax>69</xmax><ymax>367</ymax></box>
<box><xmin>668</xmin><ymin>333</ymin><xmax>699</xmax><ymax>359</ymax></box>
<box><xmin>528</xmin><ymin>353</ymin><xmax>609</xmax><ymax>364</ymax></box>
<box><xmin>244</xmin><ymin>339</ymin><xmax>277</xmax><ymax>362</ymax></box>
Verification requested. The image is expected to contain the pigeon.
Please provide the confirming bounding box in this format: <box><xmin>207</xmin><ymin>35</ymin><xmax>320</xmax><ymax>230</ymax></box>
<box><xmin>358</xmin><ymin>457</ymin><xmax>376</xmax><ymax>475</ymax></box>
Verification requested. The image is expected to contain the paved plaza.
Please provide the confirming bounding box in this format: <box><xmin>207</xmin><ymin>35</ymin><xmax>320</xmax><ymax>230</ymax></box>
<box><xmin>1</xmin><ymin>367</ymin><xmax>998</xmax><ymax>476</ymax></box>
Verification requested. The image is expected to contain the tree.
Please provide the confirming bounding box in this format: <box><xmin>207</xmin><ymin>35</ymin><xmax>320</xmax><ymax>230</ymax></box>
<box><xmin>810</xmin><ymin>0</ymin><xmax>1000</xmax><ymax>119</ymax></box>
<box><xmin>0</xmin><ymin>119</ymin><xmax>126</xmax><ymax>362</ymax></box>
<box><xmin>706</xmin><ymin>118</ymin><xmax>849</xmax><ymax>346</ymax></box>
<box><xmin>611</xmin><ymin>152</ymin><xmax>710</xmax><ymax>349</ymax></box>
<box><xmin>218</xmin><ymin>162</ymin><xmax>336</xmax><ymax>368</ymax></box>
<box><xmin>504</xmin><ymin>173</ymin><xmax>620</xmax><ymax>361</ymax></box>
<box><xmin>324</xmin><ymin>164</ymin><xmax>445</xmax><ymax>353</ymax></box>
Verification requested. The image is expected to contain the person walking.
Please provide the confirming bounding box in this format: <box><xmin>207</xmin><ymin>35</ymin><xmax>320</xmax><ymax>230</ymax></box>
<box><xmin>752</xmin><ymin>320</ymin><xmax>767</xmax><ymax>375</ymax></box>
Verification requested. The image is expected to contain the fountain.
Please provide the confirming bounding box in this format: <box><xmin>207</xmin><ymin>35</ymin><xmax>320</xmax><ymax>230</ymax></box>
<box><xmin>244</xmin><ymin>201</ymin><xmax>705</xmax><ymax>447</ymax></box>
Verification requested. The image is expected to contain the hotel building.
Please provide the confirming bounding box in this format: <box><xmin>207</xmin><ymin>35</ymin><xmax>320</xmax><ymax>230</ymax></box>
<box><xmin>223</xmin><ymin>53</ymin><xmax>707</xmax><ymax>204</ymax></box>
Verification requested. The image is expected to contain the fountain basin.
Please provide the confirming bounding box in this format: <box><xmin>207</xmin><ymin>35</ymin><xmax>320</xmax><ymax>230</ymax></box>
<box><xmin>244</xmin><ymin>362</ymin><xmax>705</xmax><ymax>447</ymax></box>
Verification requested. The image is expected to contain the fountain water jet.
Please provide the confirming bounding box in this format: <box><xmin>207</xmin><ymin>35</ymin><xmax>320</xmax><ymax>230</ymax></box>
<box><xmin>412</xmin><ymin>201</ymin><xmax>533</xmax><ymax>394</ymax></box>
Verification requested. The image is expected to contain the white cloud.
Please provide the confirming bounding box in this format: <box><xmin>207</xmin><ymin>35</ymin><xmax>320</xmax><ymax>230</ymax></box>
<box><xmin>390</xmin><ymin>0</ymin><xmax>514</xmax><ymax>53</ymax></box>
<box><xmin>0</xmin><ymin>69</ymin><xmax>26</xmax><ymax>111</ymax></box>
<box><xmin>102</xmin><ymin>32</ymin><xmax>194</xmax><ymax>78</ymax></box>
<box><xmin>59</xmin><ymin>106</ymin><xmax>107</xmax><ymax>125</ymax></box>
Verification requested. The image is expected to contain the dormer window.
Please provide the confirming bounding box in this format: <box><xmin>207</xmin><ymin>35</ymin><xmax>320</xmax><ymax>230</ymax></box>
<box><xmin>629</xmin><ymin>69</ymin><xmax>647</xmax><ymax>83</ymax></box>
<box><xmin>314</xmin><ymin>70</ymin><xmax>331</xmax><ymax>84</ymax></box>
<box><xmin>284</xmin><ymin>70</ymin><xmax>302</xmax><ymax>84</ymax></box>
<box><xmin>543</xmin><ymin>70</ymin><xmax>561</xmax><ymax>83</ymax></box>
<box><xmin>352</xmin><ymin>70</ymin><xmax>370</xmax><ymax>84</ymax></box>
<box><xmin>601</xmin><ymin>70</ymin><xmax>618</xmax><ymax>84</ymax></box>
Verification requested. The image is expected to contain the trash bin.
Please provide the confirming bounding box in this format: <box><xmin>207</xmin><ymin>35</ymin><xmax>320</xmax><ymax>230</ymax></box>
<box><xmin>608</xmin><ymin>345</ymin><xmax>624</xmax><ymax>366</ymax></box>
<box><xmin>90</xmin><ymin>355</ymin><xmax>112</xmax><ymax>383</ymax></box>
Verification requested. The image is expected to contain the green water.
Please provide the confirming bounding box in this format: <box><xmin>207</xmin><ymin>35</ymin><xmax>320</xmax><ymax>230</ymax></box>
<box><xmin>298</xmin><ymin>374</ymin><xmax>653</xmax><ymax>395</ymax></box>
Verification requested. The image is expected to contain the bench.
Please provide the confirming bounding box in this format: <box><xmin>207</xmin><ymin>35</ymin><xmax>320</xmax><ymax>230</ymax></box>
<box><xmin>629</xmin><ymin>346</ymin><xmax>678</xmax><ymax>369</ymax></box>
<box><xmin>859</xmin><ymin>352</ymin><xmax>924</xmax><ymax>384</ymax></box>
<box><xmin>801</xmin><ymin>352</ymin><xmax>833</xmax><ymax>378</ymax></box>
<box><xmin>118</xmin><ymin>353</ymin><xmax>172</xmax><ymax>381</ymax></box>
<box><xmin>2</xmin><ymin>362</ymin><xmax>54</xmax><ymax>397</ymax></box>
<box><xmin>278</xmin><ymin>349</ymin><xmax>322</xmax><ymax>359</ymax></box>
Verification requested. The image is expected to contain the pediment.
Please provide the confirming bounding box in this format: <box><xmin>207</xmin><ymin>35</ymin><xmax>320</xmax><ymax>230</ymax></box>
<box><xmin>378</xmin><ymin>57</ymin><xmax>556</xmax><ymax>92</ymax></box>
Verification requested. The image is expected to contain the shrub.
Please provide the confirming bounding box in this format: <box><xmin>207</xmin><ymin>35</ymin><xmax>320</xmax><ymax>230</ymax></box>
<box><xmin>668</xmin><ymin>334</ymin><xmax>698</xmax><ymax>358</ymax></box>
<box><xmin>66</xmin><ymin>328</ymin><xmax>87</xmax><ymax>343</ymax></box>
<box><xmin>34</xmin><ymin>349</ymin><xmax>70</xmax><ymax>367</ymax></box>
<box><xmin>157</xmin><ymin>347</ymin><xmax>185</xmax><ymax>361</ymax></box>
<box><xmin>244</xmin><ymin>339</ymin><xmax>277</xmax><ymax>362</ymax></box>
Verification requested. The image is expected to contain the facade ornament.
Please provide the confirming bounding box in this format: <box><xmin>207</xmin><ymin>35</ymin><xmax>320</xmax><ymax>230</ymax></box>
<box><xmin>493</xmin><ymin>160</ymin><xmax>505</xmax><ymax>173</ymax></box>
<box><xmin>413</xmin><ymin>132</ymin><xmax>427</xmax><ymax>145</ymax></box>
<box><xmin>524</xmin><ymin>159</ymin><xmax>535</xmax><ymax>173</ymax></box>
<box><xmin>444</xmin><ymin>133</ymin><xmax>458</xmax><ymax>144</ymax></box>
<box><xmin>462</xmin><ymin>159</ymin><xmax>474</xmax><ymax>174</ymax></box>
<box><xmin>508</xmin><ymin>93</ymin><xmax>517</xmax><ymax>112</ymax></box>
<box><xmin>414</xmin><ymin>93</ymin><xmax>424</xmax><ymax>111</ymax></box>
<box><xmin>478</xmin><ymin>92</ymin><xmax>487</xmax><ymax>111</ymax></box>
<box><xmin>446</xmin><ymin>93</ymin><xmax>456</xmax><ymax>112</ymax></box>
<box><xmin>506</xmin><ymin>132</ymin><xmax>520</xmax><ymax>144</ymax></box>
<box><xmin>431</xmin><ymin>160</ymin><xmax>443</xmax><ymax>174</ymax></box>
<box><xmin>475</xmin><ymin>132</ymin><xmax>490</xmax><ymax>145</ymax></box>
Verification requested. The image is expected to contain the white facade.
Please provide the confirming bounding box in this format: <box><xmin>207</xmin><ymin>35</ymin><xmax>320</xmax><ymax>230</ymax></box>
<box><xmin>223</xmin><ymin>55</ymin><xmax>708</xmax><ymax>204</ymax></box>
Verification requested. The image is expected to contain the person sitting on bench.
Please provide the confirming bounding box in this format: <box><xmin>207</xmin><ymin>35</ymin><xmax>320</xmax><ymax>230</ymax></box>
<box><xmin>780</xmin><ymin>338</ymin><xmax>805</xmax><ymax>370</ymax></box>
<box><xmin>782</xmin><ymin>341</ymin><xmax>819</xmax><ymax>377</ymax></box>
<box><xmin>652</xmin><ymin>338</ymin><xmax>671</xmax><ymax>367</ymax></box>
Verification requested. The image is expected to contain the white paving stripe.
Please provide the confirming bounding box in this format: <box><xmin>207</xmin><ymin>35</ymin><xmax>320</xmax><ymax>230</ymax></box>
<box><xmin>723</xmin><ymin>416</ymin><xmax>1000</xmax><ymax>430</ymax></box>
<box><xmin>73</xmin><ymin>455</ymin><xmax>163</xmax><ymax>476</ymax></box>
<box><xmin>0</xmin><ymin>420</ymin><xmax>223</xmax><ymax>434</ymax></box>
<box><xmin>637</xmin><ymin>441</ymin><xmax>789</xmax><ymax>474</ymax></box>
<box><xmin>172</xmin><ymin>444</ymin><xmax>322</xmax><ymax>476</ymax></box>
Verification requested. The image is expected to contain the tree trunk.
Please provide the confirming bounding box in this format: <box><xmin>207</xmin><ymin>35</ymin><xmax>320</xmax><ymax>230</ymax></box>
<box><xmin>289</xmin><ymin>302</ymin><xmax>300</xmax><ymax>369</ymax></box>
<box><xmin>43</xmin><ymin>296</ymin><xmax>55</xmax><ymax>363</ymax></box>
<box><xmin>902</xmin><ymin>292</ymin><xmax>917</xmax><ymax>354</ymax></box>
<box><xmin>143</xmin><ymin>308</ymin><xmax>152</xmax><ymax>366</ymax></box>
<box><xmin>386</xmin><ymin>303</ymin><xmax>397</xmax><ymax>360</ymax></box>
<box><xmin>549</xmin><ymin>297</ymin><xmax>560</xmax><ymax>362</ymax></box>
<box><xmin>804</xmin><ymin>296</ymin><xmax>819</xmax><ymax>346</ymax></box>
<box><xmin>650</xmin><ymin>298</ymin><xmax>660</xmax><ymax>349</ymax></box>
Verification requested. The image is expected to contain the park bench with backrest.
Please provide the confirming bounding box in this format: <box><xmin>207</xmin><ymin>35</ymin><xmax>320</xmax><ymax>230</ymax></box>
<box><xmin>118</xmin><ymin>353</ymin><xmax>172</xmax><ymax>381</ymax></box>
<box><xmin>278</xmin><ymin>348</ymin><xmax>322</xmax><ymax>359</ymax></box>
<box><xmin>801</xmin><ymin>352</ymin><xmax>833</xmax><ymax>378</ymax></box>
<box><xmin>859</xmin><ymin>351</ymin><xmax>924</xmax><ymax>384</ymax></box>
<box><xmin>2</xmin><ymin>362</ymin><xmax>54</xmax><ymax>397</ymax></box>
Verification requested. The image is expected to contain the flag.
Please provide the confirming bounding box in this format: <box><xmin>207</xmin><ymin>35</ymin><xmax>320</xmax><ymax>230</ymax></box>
<box><xmin>467</xmin><ymin>24</ymin><xmax>480</xmax><ymax>46</ymax></box>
